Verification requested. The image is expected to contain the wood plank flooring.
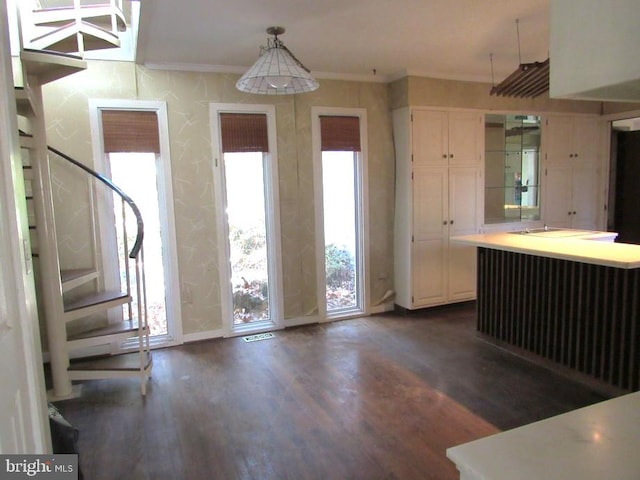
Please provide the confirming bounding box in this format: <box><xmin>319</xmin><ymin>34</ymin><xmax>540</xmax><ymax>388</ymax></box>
<box><xmin>54</xmin><ymin>303</ymin><xmax>607</xmax><ymax>480</ymax></box>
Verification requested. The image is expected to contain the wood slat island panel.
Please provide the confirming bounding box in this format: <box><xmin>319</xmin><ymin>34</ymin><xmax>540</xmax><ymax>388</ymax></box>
<box><xmin>476</xmin><ymin>247</ymin><xmax>640</xmax><ymax>391</ymax></box>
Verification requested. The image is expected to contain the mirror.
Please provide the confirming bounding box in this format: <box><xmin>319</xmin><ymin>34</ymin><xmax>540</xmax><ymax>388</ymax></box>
<box><xmin>485</xmin><ymin>114</ymin><xmax>541</xmax><ymax>224</ymax></box>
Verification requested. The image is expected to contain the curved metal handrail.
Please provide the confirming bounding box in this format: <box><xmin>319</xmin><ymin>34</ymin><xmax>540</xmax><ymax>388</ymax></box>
<box><xmin>47</xmin><ymin>145</ymin><xmax>144</xmax><ymax>259</ymax></box>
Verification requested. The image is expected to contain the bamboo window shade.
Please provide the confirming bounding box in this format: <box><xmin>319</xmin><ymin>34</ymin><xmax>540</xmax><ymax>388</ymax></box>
<box><xmin>220</xmin><ymin>113</ymin><xmax>269</xmax><ymax>153</ymax></box>
<box><xmin>101</xmin><ymin>110</ymin><xmax>160</xmax><ymax>153</ymax></box>
<box><xmin>320</xmin><ymin>116</ymin><xmax>361</xmax><ymax>151</ymax></box>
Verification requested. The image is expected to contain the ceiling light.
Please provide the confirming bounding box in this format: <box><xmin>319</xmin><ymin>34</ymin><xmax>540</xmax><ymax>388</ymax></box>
<box><xmin>236</xmin><ymin>26</ymin><xmax>319</xmax><ymax>95</ymax></box>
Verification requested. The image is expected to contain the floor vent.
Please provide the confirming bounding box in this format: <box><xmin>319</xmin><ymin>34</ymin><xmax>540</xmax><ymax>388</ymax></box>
<box><xmin>242</xmin><ymin>332</ymin><xmax>275</xmax><ymax>343</ymax></box>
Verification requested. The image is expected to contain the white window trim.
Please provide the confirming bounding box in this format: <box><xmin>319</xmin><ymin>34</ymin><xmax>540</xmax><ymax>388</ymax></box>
<box><xmin>209</xmin><ymin>103</ymin><xmax>284</xmax><ymax>337</ymax></box>
<box><xmin>311</xmin><ymin>107</ymin><xmax>370</xmax><ymax>322</ymax></box>
<box><xmin>88</xmin><ymin>99</ymin><xmax>183</xmax><ymax>349</ymax></box>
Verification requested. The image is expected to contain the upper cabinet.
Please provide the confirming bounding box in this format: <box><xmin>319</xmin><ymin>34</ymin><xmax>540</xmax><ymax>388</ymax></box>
<box><xmin>542</xmin><ymin>114</ymin><xmax>605</xmax><ymax>230</ymax></box>
<box><xmin>545</xmin><ymin>115</ymin><xmax>601</xmax><ymax>166</ymax></box>
<box><xmin>412</xmin><ymin>110</ymin><xmax>483</xmax><ymax>167</ymax></box>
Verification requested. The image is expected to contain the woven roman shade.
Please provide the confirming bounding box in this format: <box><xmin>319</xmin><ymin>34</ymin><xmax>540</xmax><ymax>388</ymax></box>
<box><xmin>320</xmin><ymin>116</ymin><xmax>361</xmax><ymax>152</ymax></box>
<box><xmin>220</xmin><ymin>113</ymin><xmax>269</xmax><ymax>153</ymax></box>
<box><xmin>101</xmin><ymin>110</ymin><xmax>160</xmax><ymax>153</ymax></box>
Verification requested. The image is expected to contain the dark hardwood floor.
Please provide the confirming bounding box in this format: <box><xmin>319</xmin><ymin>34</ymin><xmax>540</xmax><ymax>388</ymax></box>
<box><xmin>54</xmin><ymin>302</ymin><xmax>607</xmax><ymax>480</ymax></box>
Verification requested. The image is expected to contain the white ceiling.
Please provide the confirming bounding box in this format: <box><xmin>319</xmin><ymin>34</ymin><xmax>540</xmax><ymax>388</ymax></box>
<box><xmin>135</xmin><ymin>0</ymin><xmax>550</xmax><ymax>84</ymax></box>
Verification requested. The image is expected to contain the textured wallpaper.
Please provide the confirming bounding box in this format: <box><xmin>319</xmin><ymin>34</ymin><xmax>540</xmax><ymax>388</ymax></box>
<box><xmin>42</xmin><ymin>61</ymin><xmax>396</xmax><ymax>336</ymax></box>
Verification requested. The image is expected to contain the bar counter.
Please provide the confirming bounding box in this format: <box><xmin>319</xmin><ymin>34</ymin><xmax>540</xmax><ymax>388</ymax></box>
<box><xmin>453</xmin><ymin>229</ymin><xmax>640</xmax><ymax>392</ymax></box>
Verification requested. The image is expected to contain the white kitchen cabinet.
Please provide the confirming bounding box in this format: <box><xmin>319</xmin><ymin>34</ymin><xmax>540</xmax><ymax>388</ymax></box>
<box><xmin>393</xmin><ymin>107</ymin><xmax>483</xmax><ymax>310</ymax></box>
<box><xmin>543</xmin><ymin>115</ymin><xmax>604</xmax><ymax>230</ymax></box>
<box><xmin>545</xmin><ymin>115</ymin><xmax>601</xmax><ymax>165</ymax></box>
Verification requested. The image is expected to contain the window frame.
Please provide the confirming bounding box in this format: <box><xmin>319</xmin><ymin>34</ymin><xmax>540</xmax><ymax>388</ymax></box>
<box><xmin>311</xmin><ymin>107</ymin><xmax>370</xmax><ymax>322</ymax></box>
<box><xmin>210</xmin><ymin>103</ymin><xmax>284</xmax><ymax>336</ymax></box>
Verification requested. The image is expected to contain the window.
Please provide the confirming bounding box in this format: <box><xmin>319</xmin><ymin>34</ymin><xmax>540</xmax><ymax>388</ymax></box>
<box><xmin>90</xmin><ymin>100</ymin><xmax>182</xmax><ymax>347</ymax></box>
<box><xmin>211</xmin><ymin>104</ymin><xmax>284</xmax><ymax>335</ymax></box>
<box><xmin>312</xmin><ymin>108</ymin><xmax>369</xmax><ymax>320</ymax></box>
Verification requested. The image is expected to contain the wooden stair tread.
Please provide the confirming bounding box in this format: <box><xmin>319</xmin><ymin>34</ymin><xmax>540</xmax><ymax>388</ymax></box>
<box><xmin>61</xmin><ymin>268</ymin><xmax>98</xmax><ymax>293</ymax></box>
<box><xmin>67</xmin><ymin>318</ymin><xmax>139</xmax><ymax>341</ymax></box>
<box><xmin>32</xmin><ymin>4</ymin><xmax>126</xmax><ymax>31</ymax></box>
<box><xmin>61</xmin><ymin>268</ymin><xmax>96</xmax><ymax>283</ymax></box>
<box><xmin>15</xmin><ymin>86</ymin><xmax>35</xmax><ymax>117</ymax></box>
<box><xmin>69</xmin><ymin>351</ymin><xmax>152</xmax><ymax>372</ymax></box>
<box><xmin>20</xmin><ymin>48</ymin><xmax>86</xmax><ymax>85</ymax></box>
<box><xmin>64</xmin><ymin>290</ymin><xmax>129</xmax><ymax>312</ymax></box>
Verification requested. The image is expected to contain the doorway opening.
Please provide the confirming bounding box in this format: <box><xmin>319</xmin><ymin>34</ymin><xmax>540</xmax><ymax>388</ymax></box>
<box><xmin>610</xmin><ymin>117</ymin><xmax>640</xmax><ymax>244</ymax></box>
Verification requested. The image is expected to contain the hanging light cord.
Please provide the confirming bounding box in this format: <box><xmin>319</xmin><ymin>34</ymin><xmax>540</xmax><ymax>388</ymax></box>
<box><xmin>516</xmin><ymin>18</ymin><xmax>522</xmax><ymax>64</ymax></box>
<box><xmin>262</xmin><ymin>32</ymin><xmax>312</xmax><ymax>73</ymax></box>
<box><xmin>490</xmin><ymin>53</ymin><xmax>495</xmax><ymax>87</ymax></box>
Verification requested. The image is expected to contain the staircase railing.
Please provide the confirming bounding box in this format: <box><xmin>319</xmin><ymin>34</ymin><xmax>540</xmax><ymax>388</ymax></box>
<box><xmin>47</xmin><ymin>145</ymin><xmax>144</xmax><ymax>258</ymax></box>
<box><xmin>44</xmin><ymin>144</ymin><xmax>150</xmax><ymax>395</ymax></box>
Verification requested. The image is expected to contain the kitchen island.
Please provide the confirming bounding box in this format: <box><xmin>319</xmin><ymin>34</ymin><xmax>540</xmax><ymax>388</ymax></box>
<box><xmin>447</xmin><ymin>391</ymin><xmax>640</xmax><ymax>480</ymax></box>
<box><xmin>453</xmin><ymin>229</ymin><xmax>640</xmax><ymax>392</ymax></box>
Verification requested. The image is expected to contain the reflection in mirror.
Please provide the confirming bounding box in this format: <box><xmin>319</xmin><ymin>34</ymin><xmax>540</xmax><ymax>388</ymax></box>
<box><xmin>485</xmin><ymin>114</ymin><xmax>541</xmax><ymax>224</ymax></box>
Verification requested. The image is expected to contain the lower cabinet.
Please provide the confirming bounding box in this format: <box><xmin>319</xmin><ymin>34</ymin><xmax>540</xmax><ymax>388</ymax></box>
<box><xmin>543</xmin><ymin>164</ymin><xmax>599</xmax><ymax>230</ymax></box>
<box><xmin>395</xmin><ymin>165</ymin><xmax>481</xmax><ymax>309</ymax></box>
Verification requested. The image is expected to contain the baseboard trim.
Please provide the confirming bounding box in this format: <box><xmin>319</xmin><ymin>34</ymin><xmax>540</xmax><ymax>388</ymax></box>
<box><xmin>182</xmin><ymin>328</ymin><xmax>225</xmax><ymax>343</ymax></box>
<box><xmin>369</xmin><ymin>301</ymin><xmax>395</xmax><ymax>314</ymax></box>
<box><xmin>284</xmin><ymin>314</ymin><xmax>319</xmax><ymax>327</ymax></box>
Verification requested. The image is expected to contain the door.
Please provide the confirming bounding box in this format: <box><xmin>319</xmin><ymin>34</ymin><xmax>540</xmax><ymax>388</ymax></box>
<box><xmin>544</xmin><ymin>165</ymin><xmax>574</xmax><ymax>228</ymax></box>
<box><xmin>448</xmin><ymin>167</ymin><xmax>480</xmax><ymax>301</ymax></box>
<box><xmin>545</xmin><ymin>115</ymin><xmax>574</xmax><ymax>163</ymax></box>
<box><xmin>0</xmin><ymin>0</ymin><xmax>49</xmax><ymax>449</ymax></box>
<box><xmin>448</xmin><ymin>112</ymin><xmax>483</xmax><ymax>166</ymax></box>
<box><xmin>571</xmin><ymin>165</ymin><xmax>599</xmax><ymax>230</ymax></box>
<box><xmin>412</xmin><ymin>110</ymin><xmax>448</xmax><ymax>166</ymax></box>
<box><xmin>211</xmin><ymin>104</ymin><xmax>284</xmax><ymax>335</ymax></box>
<box><xmin>413</xmin><ymin>166</ymin><xmax>448</xmax><ymax>306</ymax></box>
<box><xmin>90</xmin><ymin>101</ymin><xmax>182</xmax><ymax>347</ymax></box>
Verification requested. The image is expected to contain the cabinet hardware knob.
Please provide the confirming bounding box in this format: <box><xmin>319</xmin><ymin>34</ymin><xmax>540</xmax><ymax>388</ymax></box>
<box><xmin>442</xmin><ymin>154</ymin><xmax>447</xmax><ymax>158</ymax></box>
<box><xmin>573</xmin><ymin>211</ymin><xmax>577</xmax><ymax>215</ymax></box>
<box><xmin>449</xmin><ymin>154</ymin><xmax>454</xmax><ymax>158</ymax></box>
<box><xmin>443</xmin><ymin>221</ymin><xmax>448</xmax><ymax>225</ymax></box>
<box><xmin>450</xmin><ymin>220</ymin><xmax>454</xmax><ymax>224</ymax></box>
<box><xmin>568</xmin><ymin>212</ymin><xmax>572</xmax><ymax>215</ymax></box>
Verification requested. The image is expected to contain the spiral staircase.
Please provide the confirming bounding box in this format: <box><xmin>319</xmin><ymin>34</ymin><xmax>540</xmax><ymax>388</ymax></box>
<box><xmin>12</xmin><ymin>0</ymin><xmax>151</xmax><ymax>400</ymax></box>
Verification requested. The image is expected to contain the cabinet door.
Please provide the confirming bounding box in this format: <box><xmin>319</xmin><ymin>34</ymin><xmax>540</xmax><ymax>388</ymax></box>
<box><xmin>571</xmin><ymin>165</ymin><xmax>599</xmax><ymax>230</ymax></box>
<box><xmin>448</xmin><ymin>167</ymin><xmax>480</xmax><ymax>301</ymax></box>
<box><xmin>449</xmin><ymin>167</ymin><xmax>481</xmax><ymax>234</ymax></box>
<box><xmin>545</xmin><ymin>115</ymin><xmax>574</xmax><ymax>164</ymax></box>
<box><xmin>412</xmin><ymin>110</ymin><xmax>448</xmax><ymax>166</ymax></box>
<box><xmin>572</xmin><ymin>117</ymin><xmax>601</xmax><ymax>163</ymax></box>
<box><xmin>412</xmin><ymin>167</ymin><xmax>448</xmax><ymax>306</ymax></box>
<box><xmin>543</xmin><ymin>165</ymin><xmax>573</xmax><ymax>228</ymax></box>
<box><xmin>449</xmin><ymin>112</ymin><xmax>483</xmax><ymax>166</ymax></box>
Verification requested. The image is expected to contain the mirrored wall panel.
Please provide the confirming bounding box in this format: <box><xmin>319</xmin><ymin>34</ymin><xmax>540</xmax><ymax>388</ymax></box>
<box><xmin>485</xmin><ymin>114</ymin><xmax>541</xmax><ymax>224</ymax></box>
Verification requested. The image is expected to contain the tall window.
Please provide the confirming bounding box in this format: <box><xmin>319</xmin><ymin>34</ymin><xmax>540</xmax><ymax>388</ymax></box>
<box><xmin>211</xmin><ymin>105</ymin><xmax>283</xmax><ymax>335</ymax></box>
<box><xmin>313</xmin><ymin>109</ymin><xmax>369</xmax><ymax>320</ymax></box>
<box><xmin>90</xmin><ymin>101</ymin><xmax>182</xmax><ymax>347</ymax></box>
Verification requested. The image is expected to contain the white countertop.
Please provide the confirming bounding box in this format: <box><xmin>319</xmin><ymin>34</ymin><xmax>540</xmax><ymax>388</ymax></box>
<box><xmin>447</xmin><ymin>392</ymin><xmax>640</xmax><ymax>480</ymax></box>
<box><xmin>451</xmin><ymin>230</ymin><xmax>640</xmax><ymax>269</ymax></box>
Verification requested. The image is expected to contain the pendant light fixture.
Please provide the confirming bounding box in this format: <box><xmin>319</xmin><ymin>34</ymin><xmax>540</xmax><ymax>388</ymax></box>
<box><xmin>236</xmin><ymin>26</ymin><xmax>319</xmax><ymax>95</ymax></box>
